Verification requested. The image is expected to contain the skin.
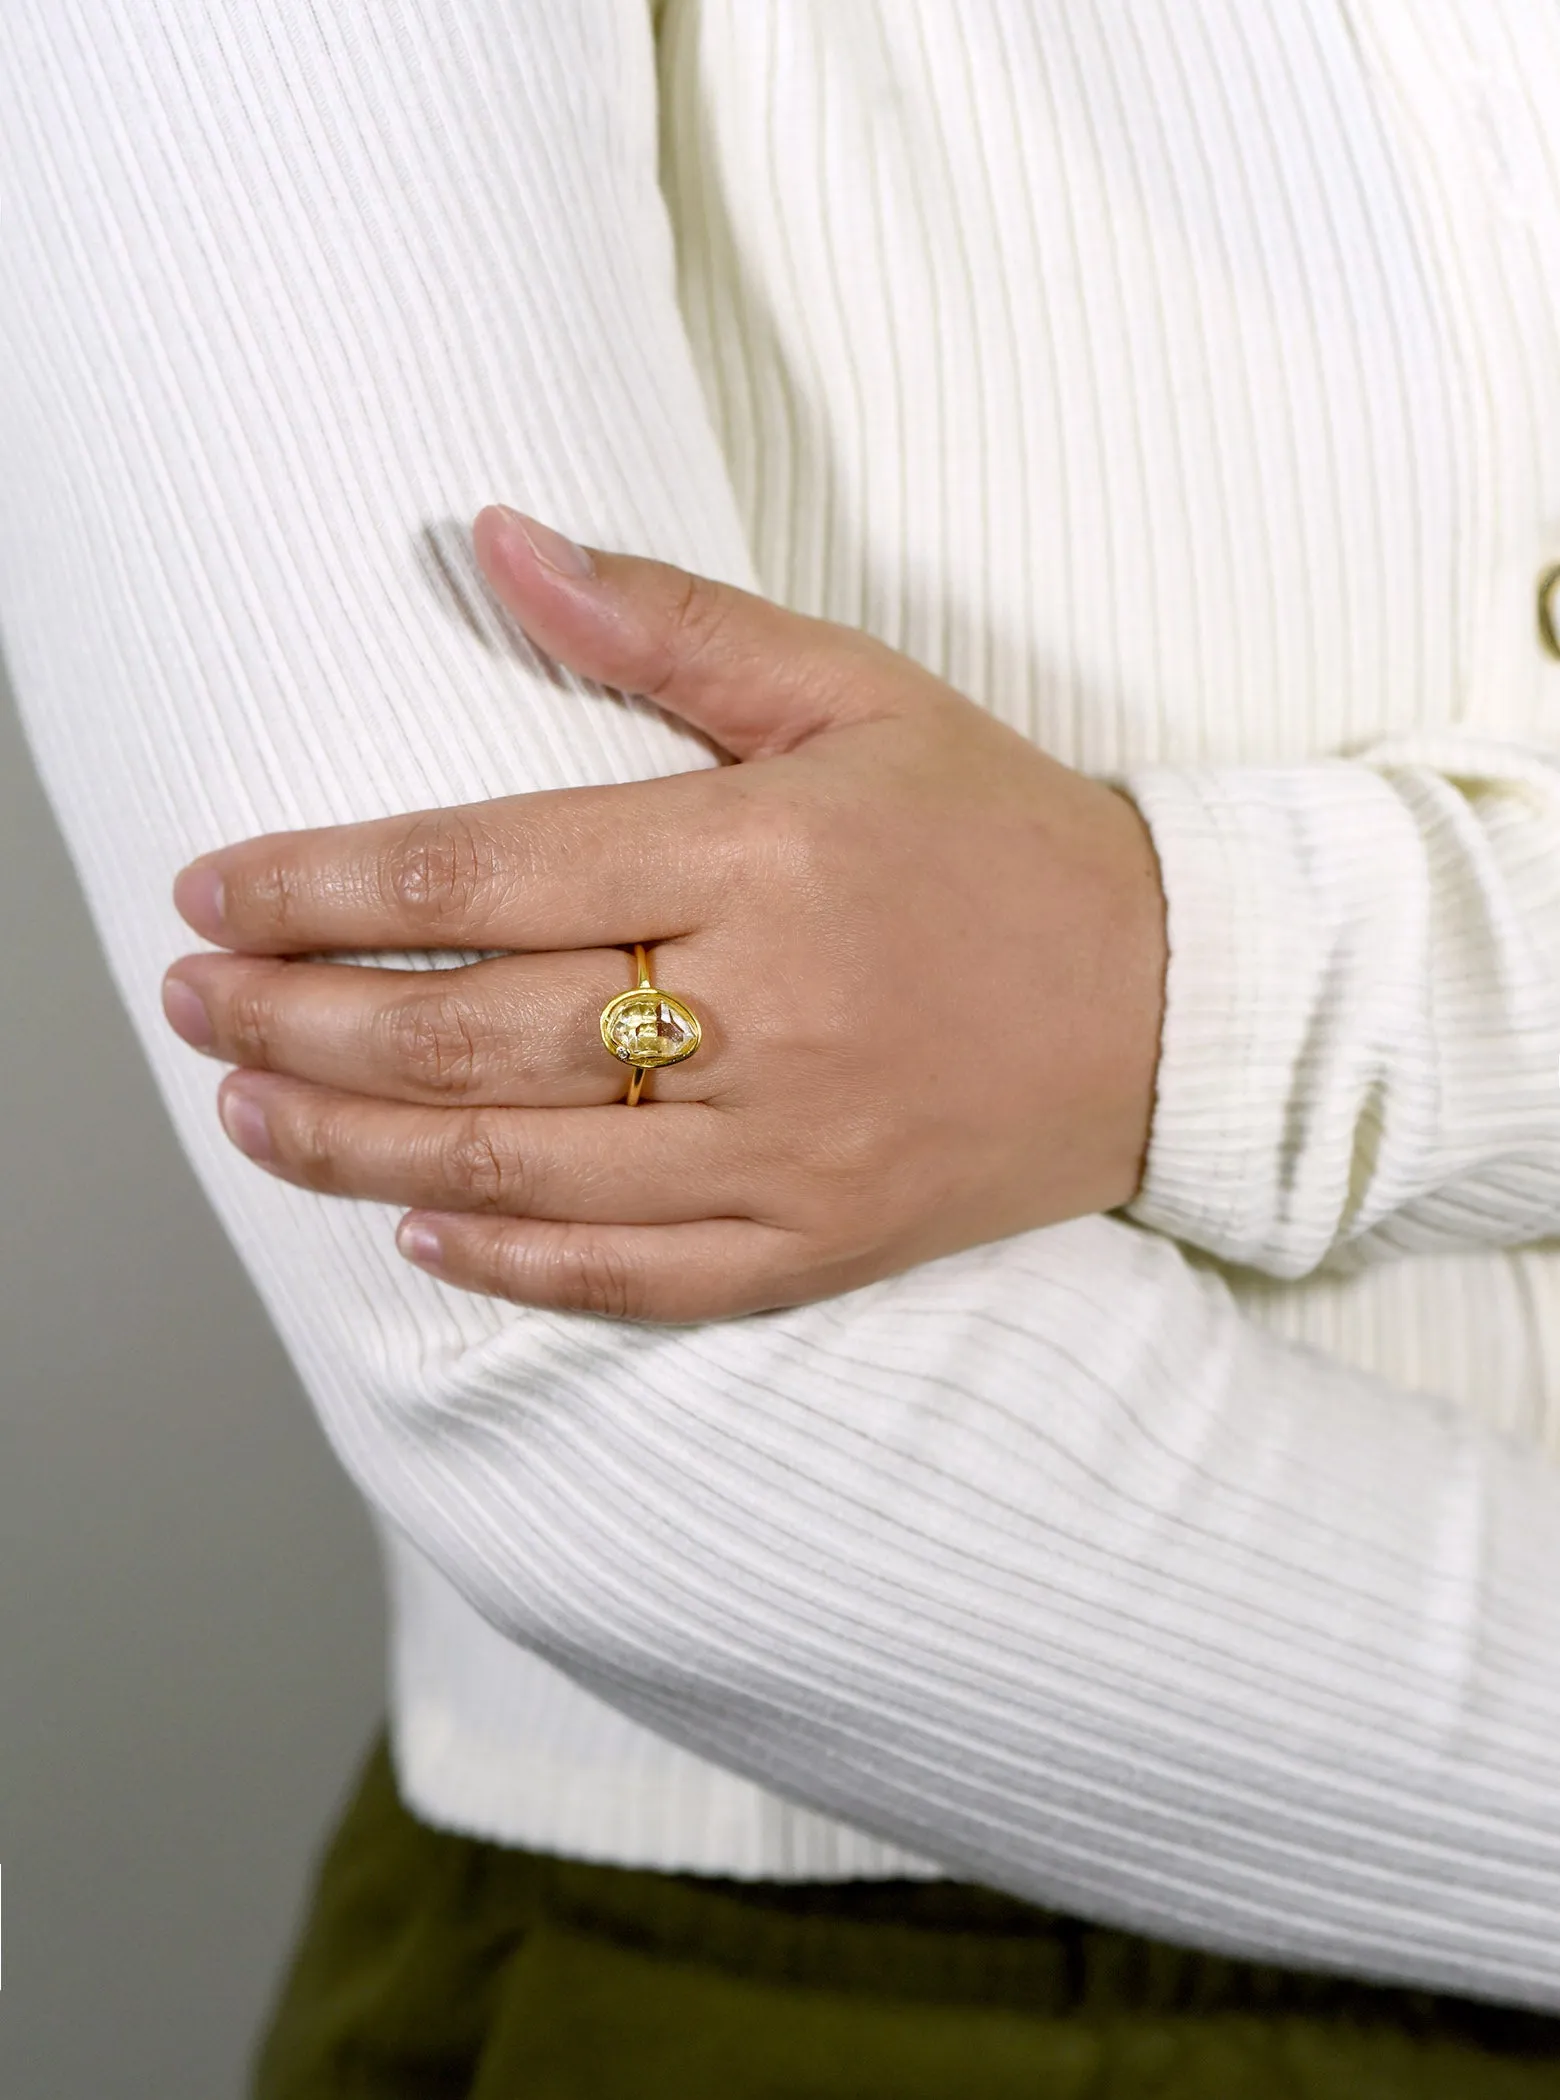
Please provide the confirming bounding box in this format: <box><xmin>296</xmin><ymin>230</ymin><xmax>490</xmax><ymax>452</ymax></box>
<box><xmin>160</xmin><ymin>506</ymin><xmax>1169</xmax><ymax>1324</ymax></box>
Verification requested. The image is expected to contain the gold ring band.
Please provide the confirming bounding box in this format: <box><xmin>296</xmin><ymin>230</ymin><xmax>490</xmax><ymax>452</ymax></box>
<box><xmin>599</xmin><ymin>943</ymin><xmax>702</xmax><ymax>1105</ymax></box>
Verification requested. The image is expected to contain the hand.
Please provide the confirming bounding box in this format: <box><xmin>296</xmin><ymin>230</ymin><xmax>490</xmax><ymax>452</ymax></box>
<box><xmin>161</xmin><ymin>507</ymin><xmax>1167</xmax><ymax>1322</ymax></box>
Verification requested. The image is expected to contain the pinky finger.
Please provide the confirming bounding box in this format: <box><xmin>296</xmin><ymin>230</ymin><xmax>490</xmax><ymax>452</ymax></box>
<box><xmin>394</xmin><ymin>1210</ymin><xmax>798</xmax><ymax>1324</ymax></box>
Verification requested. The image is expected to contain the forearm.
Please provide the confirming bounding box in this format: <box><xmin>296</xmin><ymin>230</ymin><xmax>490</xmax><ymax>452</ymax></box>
<box><xmin>403</xmin><ymin>1214</ymin><xmax>1560</xmax><ymax>2003</ymax></box>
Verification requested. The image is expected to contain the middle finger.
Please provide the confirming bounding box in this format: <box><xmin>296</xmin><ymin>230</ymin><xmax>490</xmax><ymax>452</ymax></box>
<box><xmin>162</xmin><ymin>947</ymin><xmax>720</xmax><ymax>1107</ymax></box>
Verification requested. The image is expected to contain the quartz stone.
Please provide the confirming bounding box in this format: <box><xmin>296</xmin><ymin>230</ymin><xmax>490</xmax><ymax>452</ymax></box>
<box><xmin>603</xmin><ymin>989</ymin><xmax>699</xmax><ymax>1066</ymax></box>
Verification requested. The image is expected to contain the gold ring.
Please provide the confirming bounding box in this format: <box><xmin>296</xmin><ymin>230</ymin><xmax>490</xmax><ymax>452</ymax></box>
<box><xmin>599</xmin><ymin>944</ymin><xmax>702</xmax><ymax>1106</ymax></box>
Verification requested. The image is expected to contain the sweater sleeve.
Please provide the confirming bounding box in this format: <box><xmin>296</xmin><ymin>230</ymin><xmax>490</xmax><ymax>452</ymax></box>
<box><xmin>1115</xmin><ymin>743</ymin><xmax>1560</xmax><ymax>1277</ymax></box>
<box><xmin>6</xmin><ymin>0</ymin><xmax>1560</xmax><ymax>2011</ymax></box>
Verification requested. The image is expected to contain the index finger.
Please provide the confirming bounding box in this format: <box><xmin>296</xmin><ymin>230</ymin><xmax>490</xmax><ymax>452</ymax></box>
<box><xmin>172</xmin><ymin>768</ymin><xmax>729</xmax><ymax>954</ymax></box>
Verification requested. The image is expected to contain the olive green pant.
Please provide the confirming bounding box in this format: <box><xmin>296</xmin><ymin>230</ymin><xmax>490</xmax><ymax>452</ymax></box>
<box><xmin>254</xmin><ymin>1732</ymin><xmax>1560</xmax><ymax>2098</ymax></box>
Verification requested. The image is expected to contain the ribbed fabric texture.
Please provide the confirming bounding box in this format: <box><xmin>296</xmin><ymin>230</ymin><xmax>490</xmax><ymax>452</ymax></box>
<box><xmin>3</xmin><ymin>0</ymin><xmax>1560</xmax><ymax>2005</ymax></box>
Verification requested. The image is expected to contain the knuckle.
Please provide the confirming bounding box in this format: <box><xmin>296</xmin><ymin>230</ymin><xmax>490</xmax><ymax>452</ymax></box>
<box><xmin>810</xmin><ymin>1119</ymin><xmax>887</xmax><ymax>1220</ymax></box>
<box><xmin>223</xmin><ymin>980</ymin><xmax>280</xmax><ymax>1068</ymax></box>
<box><xmin>444</xmin><ymin>1114</ymin><xmax>521</xmax><ymax>1211</ymax></box>
<box><xmin>277</xmin><ymin>1098</ymin><xmax>348</xmax><ymax>1191</ymax></box>
<box><xmin>239</xmin><ymin>855</ymin><xmax>309</xmax><ymax>941</ymax></box>
<box><xmin>777</xmin><ymin>806</ymin><xmax>835</xmax><ymax>893</ymax></box>
<box><xmin>644</xmin><ymin>573</ymin><xmax>737</xmax><ymax>700</ymax></box>
<box><xmin>380</xmin><ymin>811</ymin><xmax>496</xmax><ymax>931</ymax></box>
<box><xmin>384</xmin><ymin>987</ymin><xmax>482</xmax><ymax>1096</ymax></box>
<box><xmin>726</xmin><ymin>783</ymin><xmax>829</xmax><ymax>894</ymax></box>
<box><xmin>557</xmin><ymin>1240</ymin><xmax>645</xmax><ymax>1322</ymax></box>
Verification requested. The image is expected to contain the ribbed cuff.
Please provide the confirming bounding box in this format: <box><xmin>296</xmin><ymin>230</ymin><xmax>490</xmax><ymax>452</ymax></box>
<box><xmin>1111</xmin><ymin>766</ymin><xmax>1305</xmax><ymax>1270</ymax></box>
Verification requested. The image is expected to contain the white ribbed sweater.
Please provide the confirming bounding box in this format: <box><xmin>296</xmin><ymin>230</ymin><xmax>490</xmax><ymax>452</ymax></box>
<box><xmin>4</xmin><ymin>0</ymin><xmax>1560</xmax><ymax>2005</ymax></box>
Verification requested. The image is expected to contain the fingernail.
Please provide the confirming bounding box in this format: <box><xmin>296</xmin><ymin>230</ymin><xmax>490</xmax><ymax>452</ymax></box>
<box><xmin>496</xmin><ymin>507</ymin><xmax>596</xmax><ymax>581</ymax></box>
<box><xmin>162</xmin><ymin>973</ymin><xmax>215</xmax><ymax>1050</ymax></box>
<box><xmin>173</xmin><ymin>860</ymin><xmax>226</xmax><ymax>939</ymax></box>
<box><xmin>397</xmin><ymin>1218</ymin><xmax>444</xmax><ymax>1268</ymax></box>
<box><xmin>219</xmin><ymin>1081</ymin><xmax>273</xmax><ymax>1163</ymax></box>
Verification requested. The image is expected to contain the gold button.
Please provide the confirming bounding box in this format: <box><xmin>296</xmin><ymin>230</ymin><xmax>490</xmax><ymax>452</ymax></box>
<box><xmin>1540</xmin><ymin>564</ymin><xmax>1560</xmax><ymax>660</ymax></box>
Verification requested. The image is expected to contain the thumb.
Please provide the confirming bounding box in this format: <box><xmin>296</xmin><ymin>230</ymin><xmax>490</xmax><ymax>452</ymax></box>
<box><xmin>472</xmin><ymin>504</ymin><xmax>894</xmax><ymax>761</ymax></box>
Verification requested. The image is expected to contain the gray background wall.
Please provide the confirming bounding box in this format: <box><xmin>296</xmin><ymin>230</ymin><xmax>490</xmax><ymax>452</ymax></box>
<box><xmin>1</xmin><ymin>666</ymin><xmax>385</xmax><ymax>2094</ymax></box>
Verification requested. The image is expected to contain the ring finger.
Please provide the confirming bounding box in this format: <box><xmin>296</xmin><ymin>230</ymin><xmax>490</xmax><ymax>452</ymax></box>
<box><xmin>216</xmin><ymin>1070</ymin><xmax>748</xmax><ymax>1224</ymax></box>
<box><xmin>162</xmin><ymin>946</ymin><xmax>718</xmax><ymax>1109</ymax></box>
